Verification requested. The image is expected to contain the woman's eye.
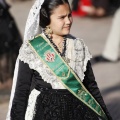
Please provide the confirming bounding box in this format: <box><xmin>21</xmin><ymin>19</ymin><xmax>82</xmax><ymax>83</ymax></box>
<box><xmin>60</xmin><ymin>16</ymin><xmax>65</xmax><ymax>19</ymax></box>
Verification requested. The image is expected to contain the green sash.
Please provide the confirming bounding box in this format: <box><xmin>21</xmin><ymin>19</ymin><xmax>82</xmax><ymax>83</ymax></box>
<box><xmin>28</xmin><ymin>34</ymin><xmax>108</xmax><ymax>120</ymax></box>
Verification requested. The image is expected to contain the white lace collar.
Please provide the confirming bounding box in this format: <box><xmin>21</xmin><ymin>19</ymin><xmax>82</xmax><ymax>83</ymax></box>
<box><xmin>18</xmin><ymin>33</ymin><xmax>92</xmax><ymax>89</ymax></box>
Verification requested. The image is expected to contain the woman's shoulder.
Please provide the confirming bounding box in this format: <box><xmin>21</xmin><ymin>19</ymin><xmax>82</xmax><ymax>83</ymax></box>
<box><xmin>67</xmin><ymin>34</ymin><xmax>78</xmax><ymax>40</ymax></box>
<box><xmin>67</xmin><ymin>34</ymin><xmax>87</xmax><ymax>47</ymax></box>
<box><xmin>67</xmin><ymin>34</ymin><xmax>84</xmax><ymax>41</ymax></box>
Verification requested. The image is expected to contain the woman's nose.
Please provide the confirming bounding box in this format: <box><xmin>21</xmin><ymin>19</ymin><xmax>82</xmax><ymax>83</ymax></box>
<box><xmin>66</xmin><ymin>17</ymin><xmax>72</xmax><ymax>24</ymax></box>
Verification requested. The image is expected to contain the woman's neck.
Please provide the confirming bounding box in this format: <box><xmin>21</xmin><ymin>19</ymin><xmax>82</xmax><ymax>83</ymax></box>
<box><xmin>51</xmin><ymin>34</ymin><xmax>64</xmax><ymax>45</ymax></box>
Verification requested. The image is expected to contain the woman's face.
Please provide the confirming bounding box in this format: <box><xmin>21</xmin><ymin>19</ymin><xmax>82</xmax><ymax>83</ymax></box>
<box><xmin>49</xmin><ymin>3</ymin><xmax>73</xmax><ymax>36</ymax></box>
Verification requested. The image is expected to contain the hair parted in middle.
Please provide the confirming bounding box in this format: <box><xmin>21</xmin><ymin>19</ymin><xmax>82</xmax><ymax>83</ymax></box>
<box><xmin>39</xmin><ymin>0</ymin><xmax>70</xmax><ymax>28</ymax></box>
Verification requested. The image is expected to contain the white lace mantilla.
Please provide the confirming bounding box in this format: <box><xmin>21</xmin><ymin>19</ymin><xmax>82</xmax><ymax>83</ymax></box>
<box><xmin>24</xmin><ymin>0</ymin><xmax>44</xmax><ymax>40</ymax></box>
<box><xmin>18</xmin><ymin>34</ymin><xmax>92</xmax><ymax>89</ymax></box>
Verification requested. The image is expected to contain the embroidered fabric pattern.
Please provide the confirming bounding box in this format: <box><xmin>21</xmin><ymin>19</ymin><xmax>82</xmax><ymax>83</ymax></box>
<box><xmin>32</xmin><ymin>89</ymin><xmax>99</xmax><ymax>120</ymax></box>
<box><xmin>75</xmin><ymin>39</ymin><xmax>92</xmax><ymax>79</ymax></box>
<box><xmin>18</xmin><ymin>34</ymin><xmax>92</xmax><ymax>90</ymax></box>
<box><xmin>18</xmin><ymin>39</ymin><xmax>65</xmax><ymax>89</ymax></box>
<box><xmin>65</xmin><ymin>37</ymin><xmax>92</xmax><ymax>80</ymax></box>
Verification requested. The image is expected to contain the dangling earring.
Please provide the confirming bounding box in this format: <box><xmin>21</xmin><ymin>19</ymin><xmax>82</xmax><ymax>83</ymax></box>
<box><xmin>45</xmin><ymin>26</ymin><xmax>52</xmax><ymax>38</ymax></box>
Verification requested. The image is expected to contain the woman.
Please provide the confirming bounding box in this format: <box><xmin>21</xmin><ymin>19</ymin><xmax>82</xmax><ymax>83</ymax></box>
<box><xmin>6</xmin><ymin>0</ymin><xmax>112</xmax><ymax>120</ymax></box>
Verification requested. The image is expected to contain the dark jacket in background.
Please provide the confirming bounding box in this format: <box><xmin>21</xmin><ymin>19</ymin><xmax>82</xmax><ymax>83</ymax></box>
<box><xmin>0</xmin><ymin>0</ymin><xmax>22</xmax><ymax>82</ymax></box>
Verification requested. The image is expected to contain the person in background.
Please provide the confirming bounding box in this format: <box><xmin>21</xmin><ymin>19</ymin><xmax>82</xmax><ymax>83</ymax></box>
<box><xmin>71</xmin><ymin>0</ymin><xmax>93</xmax><ymax>17</ymax></box>
<box><xmin>0</xmin><ymin>0</ymin><xmax>22</xmax><ymax>82</ymax></box>
<box><xmin>90</xmin><ymin>0</ymin><xmax>109</xmax><ymax>17</ymax></box>
<box><xmin>71</xmin><ymin>0</ymin><xmax>109</xmax><ymax>17</ymax></box>
<box><xmin>91</xmin><ymin>8</ymin><xmax>120</xmax><ymax>65</ymax></box>
<box><xmin>6</xmin><ymin>0</ymin><xmax>112</xmax><ymax>119</ymax></box>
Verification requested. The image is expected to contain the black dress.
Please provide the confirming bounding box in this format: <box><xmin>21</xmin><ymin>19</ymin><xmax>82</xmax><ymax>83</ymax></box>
<box><xmin>0</xmin><ymin>0</ymin><xmax>22</xmax><ymax>82</ymax></box>
<box><xmin>10</xmin><ymin>60</ymin><xmax>112</xmax><ymax>120</ymax></box>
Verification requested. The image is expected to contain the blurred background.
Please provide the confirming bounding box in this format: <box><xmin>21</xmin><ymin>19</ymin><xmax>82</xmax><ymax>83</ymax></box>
<box><xmin>0</xmin><ymin>0</ymin><xmax>120</xmax><ymax>119</ymax></box>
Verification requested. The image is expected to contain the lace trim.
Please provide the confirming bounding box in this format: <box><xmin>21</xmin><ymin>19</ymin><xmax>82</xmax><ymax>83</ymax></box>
<box><xmin>18</xmin><ymin>34</ymin><xmax>92</xmax><ymax>89</ymax></box>
<box><xmin>25</xmin><ymin>89</ymin><xmax>40</xmax><ymax>120</ymax></box>
<box><xmin>65</xmin><ymin>37</ymin><xmax>92</xmax><ymax>80</ymax></box>
<box><xmin>24</xmin><ymin>0</ymin><xmax>44</xmax><ymax>40</ymax></box>
<box><xmin>18</xmin><ymin>40</ymin><xmax>65</xmax><ymax>89</ymax></box>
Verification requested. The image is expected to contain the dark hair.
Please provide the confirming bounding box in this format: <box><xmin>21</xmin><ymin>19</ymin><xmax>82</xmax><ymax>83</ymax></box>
<box><xmin>40</xmin><ymin>0</ymin><xmax>70</xmax><ymax>28</ymax></box>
